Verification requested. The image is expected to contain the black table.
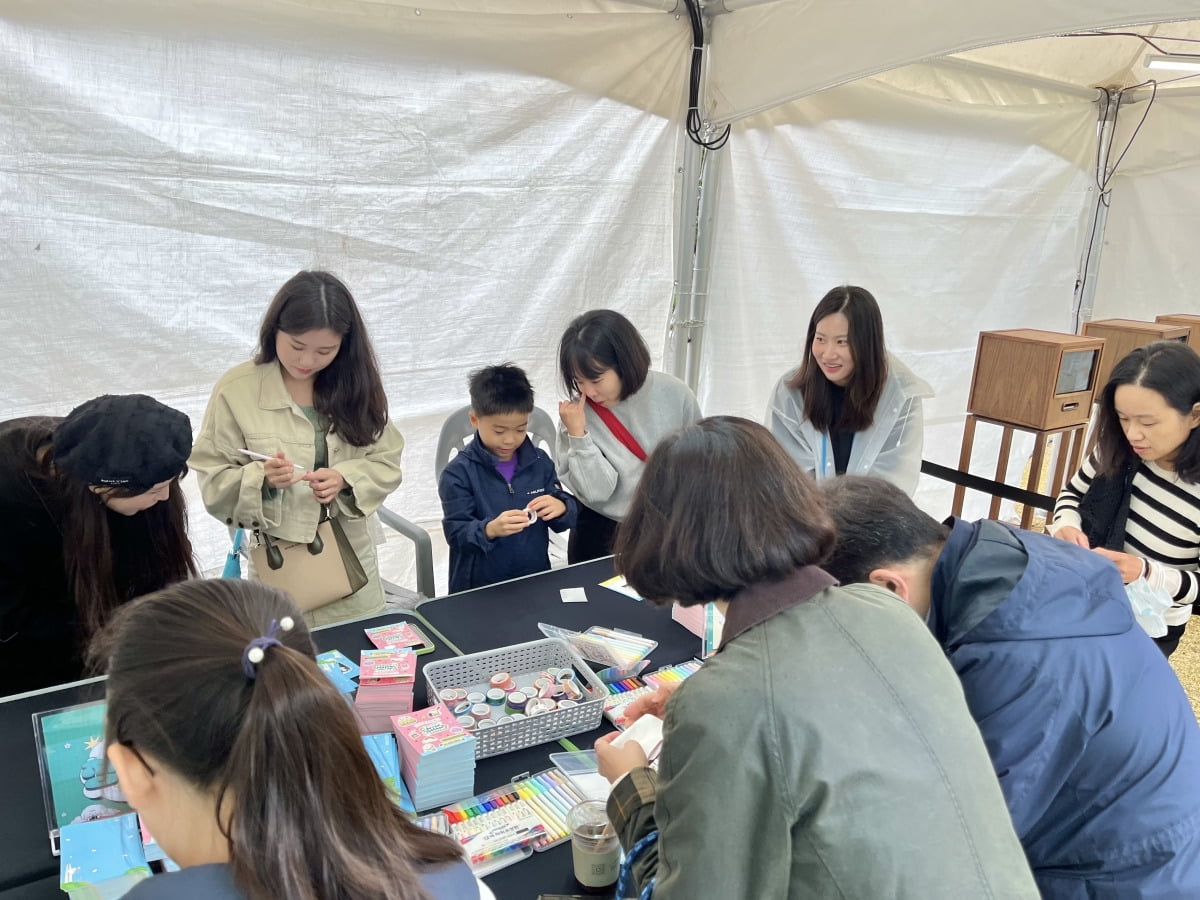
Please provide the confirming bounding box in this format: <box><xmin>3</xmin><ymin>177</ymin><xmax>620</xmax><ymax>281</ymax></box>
<box><xmin>0</xmin><ymin>558</ymin><xmax>699</xmax><ymax>900</ymax></box>
<box><xmin>414</xmin><ymin>558</ymin><xmax>696</xmax><ymax>899</ymax></box>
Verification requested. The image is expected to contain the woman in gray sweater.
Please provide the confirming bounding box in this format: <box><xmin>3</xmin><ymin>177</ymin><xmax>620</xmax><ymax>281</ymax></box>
<box><xmin>556</xmin><ymin>309</ymin><xmax>701</xmax><ymax>562</ymax></box>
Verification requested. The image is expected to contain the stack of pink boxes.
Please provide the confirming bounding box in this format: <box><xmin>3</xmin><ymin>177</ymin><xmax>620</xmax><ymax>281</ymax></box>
<box><xmin>392</xmin><ymin>705</ymin><xmax>476</xmax><ymax>810</ymax></box>
<box><xmin>354</xmin><ymin>648</ymin><xmax>416</xmax><ymax>733</ymax></box>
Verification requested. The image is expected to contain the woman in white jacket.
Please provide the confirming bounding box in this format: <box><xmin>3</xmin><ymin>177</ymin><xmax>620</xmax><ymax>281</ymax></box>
<box><xmin>767</xmin><ymin>285</ymin><xmax>931</xmax><ymax>497</ymax></box>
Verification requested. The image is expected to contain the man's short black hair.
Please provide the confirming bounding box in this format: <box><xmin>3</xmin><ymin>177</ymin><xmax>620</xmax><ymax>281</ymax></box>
<box><xmin>468</xmin><ymin>364</ymin><xmax>535</xmax><ymax>417</ymax></box>
<box><xmin>820</xmin><ymin>476</ymin><xmax>948</xmax><ymax>584</ymax></box>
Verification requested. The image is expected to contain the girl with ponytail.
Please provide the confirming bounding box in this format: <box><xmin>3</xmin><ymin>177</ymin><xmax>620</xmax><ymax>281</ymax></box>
<box><xmin>93</xmin><ymin>579</ymin><xmax>489</xmax><ymax>900</ymax></box>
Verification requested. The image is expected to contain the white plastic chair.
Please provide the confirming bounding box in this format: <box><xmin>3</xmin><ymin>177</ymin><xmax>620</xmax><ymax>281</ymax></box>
<box><xmin>434</xmin><ymin>405</ymin><xmax>557</xmax><ymax>480</ymax></box>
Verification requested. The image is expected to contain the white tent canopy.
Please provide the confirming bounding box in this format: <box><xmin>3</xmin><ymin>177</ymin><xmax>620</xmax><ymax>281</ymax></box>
<box><xmin>4</xmin><ymin>0</ymin><xmax>1200</xmax><ymax>594</ymax></box>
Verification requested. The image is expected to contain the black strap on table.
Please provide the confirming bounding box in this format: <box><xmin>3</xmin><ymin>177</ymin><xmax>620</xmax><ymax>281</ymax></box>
<box><xmin>920</xmin><ymin>460</ymin><xmax>1055</xmax><ymax>511</ymax></box>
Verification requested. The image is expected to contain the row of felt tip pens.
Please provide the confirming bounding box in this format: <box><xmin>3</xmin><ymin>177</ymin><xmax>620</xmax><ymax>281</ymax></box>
<box><xmin>642</xmin><ymin>658</ymin><xmax>703</xmax><ymax>688</ymax></box>
<box><xmin>442</xmin><ymin>770</ymin><xmax>585</xmax><ymax>853</ymax></box>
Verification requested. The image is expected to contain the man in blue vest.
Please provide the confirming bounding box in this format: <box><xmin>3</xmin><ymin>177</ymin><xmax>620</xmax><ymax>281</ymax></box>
<box><xmin>819</xmin><ymin>475</ymin><xmax>1200</xmax><ymax>898</ymax></box>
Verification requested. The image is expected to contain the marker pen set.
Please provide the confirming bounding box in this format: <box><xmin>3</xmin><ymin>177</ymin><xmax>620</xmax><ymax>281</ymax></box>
<box><xmin>428</xmin><ymin>768</ymin><xmax>588</xmax><ymax>871</ymax></box>
<box><xmin>603</xmin><ymin>659</ymin><xmax>704</xmax><ymax>727</ymax></box>
<box><xmin>537</xmin><ymin>622</ymin><xmax>658</xmax><ymax>669</ymax></box>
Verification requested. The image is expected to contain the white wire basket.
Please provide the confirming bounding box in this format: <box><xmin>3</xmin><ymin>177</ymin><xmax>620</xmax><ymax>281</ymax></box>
<box><xmin>423</xmin><ymin>638</ymin><xmax>607</xmax><ymax>759</ymax></box>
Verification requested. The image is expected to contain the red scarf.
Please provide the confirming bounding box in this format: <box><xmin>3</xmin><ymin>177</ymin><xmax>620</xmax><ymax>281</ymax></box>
<box><xmin>586</xmin><ymin>399</ymin><xmax>647</xmax><ymax>461</ymax></box>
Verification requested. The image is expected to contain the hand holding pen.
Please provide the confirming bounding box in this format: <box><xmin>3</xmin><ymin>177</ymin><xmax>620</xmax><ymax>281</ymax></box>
<box><xmin>238</xmin><ymin>448</ymin><xmax>306</xmax><ymax>490</ymax></box>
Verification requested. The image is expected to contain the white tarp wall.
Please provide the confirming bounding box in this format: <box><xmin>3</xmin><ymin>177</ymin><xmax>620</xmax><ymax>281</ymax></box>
<box><xmin>0</xmin><ymin>5</ymin><xmax>685</xmax><ymax>591</ymax></box>
<box><xmin>1092</xmin><ymin>88</ymin><xmax>1200</xmax><ymax>320</ymax></box>
<box><xmin>699</xmin><ymin>61</ymin><xmax>1101</xmax><ymax>518</ymax></box>
<box><xmin>6</xmin><ymin>0</ymin><xmax>1200</xmax><ymax>592</ymax></box>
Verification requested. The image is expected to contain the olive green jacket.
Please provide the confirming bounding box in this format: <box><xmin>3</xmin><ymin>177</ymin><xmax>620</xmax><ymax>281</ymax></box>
<box><xmin>608</xmin><ymin>569</ymin><xmax>1038</xmax><ymax>899</ymax></box>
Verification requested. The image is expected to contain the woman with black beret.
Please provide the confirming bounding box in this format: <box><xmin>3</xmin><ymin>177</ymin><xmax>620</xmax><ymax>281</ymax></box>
<box><xmin>0</xmin><ymin>394</ymin><xmax>197</xmax><ymax>696</ymax></box>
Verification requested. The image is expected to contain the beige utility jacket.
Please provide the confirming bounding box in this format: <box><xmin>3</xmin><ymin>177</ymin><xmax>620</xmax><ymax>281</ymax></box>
<box><xmin>189</xmin><ymin>359</ymin><xmax>404</xmax><ymax>623</ymax></box>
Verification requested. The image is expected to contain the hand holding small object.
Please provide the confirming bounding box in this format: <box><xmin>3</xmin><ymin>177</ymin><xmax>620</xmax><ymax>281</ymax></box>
<box><xmin>486</xmin><ymin>509</ymin><xmax>532</xmax><ymax>539</ymax></box>
<box><xmin>594</xmin><ymin>731</ymin><xmax>649</xmax><ymax>784</ymax></box>
<box><xmin>621</xmin><ymin>683</ymin><xmax>679</xmax><ymax>725</ymax></box>
<box><xmin>304</xmin><ymin>467</ymin><xmax>346</xmax><ymax>505</ymax></box>
<box><xmin>558</xmin><ymin>395</ymin><xmax>587</xmax><ymax>437</ymax></box>
<box><xmin>263</xmin><ymin>452</ymin><xmax>306</xmax><ymax>489</ymax></box>
<box><xmin>1093</xmin><ymin>547</ymin><xmax>1145</xmax><ymax>584</ymax></box>
<box><xmin>1052</xmin><ymin>525</ymin><xmax>1090</xmax><ymax>549</ymax></box>
<box><xmin>526</xmin><ymin>494</ymin><xmax>566</xmax><ymax>521</ymax></box>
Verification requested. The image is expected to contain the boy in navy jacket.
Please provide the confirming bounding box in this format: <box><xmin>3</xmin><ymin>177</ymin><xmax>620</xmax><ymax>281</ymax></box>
<box><xmin>439</xmin><ymin>364</ymin><xmax>577</xmax><ymax>593</ymax></box>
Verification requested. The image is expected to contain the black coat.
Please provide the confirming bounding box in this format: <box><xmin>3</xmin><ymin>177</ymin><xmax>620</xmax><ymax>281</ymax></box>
<box><xmin>0</xmin><ymin>417</ymin><xmax>173</xmax><ymax>696</ymax></box>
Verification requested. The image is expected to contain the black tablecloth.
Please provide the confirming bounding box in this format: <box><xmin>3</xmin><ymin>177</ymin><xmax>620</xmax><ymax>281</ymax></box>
<box><xmin>0</xmin><ymin>558</ymin><xmax>699</xmax><ymax>900</ymax></box>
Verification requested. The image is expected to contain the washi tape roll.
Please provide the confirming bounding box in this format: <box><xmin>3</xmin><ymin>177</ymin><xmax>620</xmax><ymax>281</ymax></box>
<box><xmin>466</xmin><ymin>691</ymin><xmax>486</xmax><ymax>705</ymax></box>
<box><xmin>470</xmin><ymin>703</ymin><xmax>491</xmax><ymax>721</ymax></box>
<box><xmin>496</xmin><ymin>715</ymin><xmax>514</xmax><ymax>725</ymax></box>
<box><xmin>559</xmin><ymin>670</ymin><xmax>576</xmax><ymax>684</ymax></box>
<box><xmin>485</xmin><ymin>688</ymin><xmax>506</xmax><ymax>706</ymax></box>
<box><xmin>510</xmin><ymin>712</ymin><xmax>527</xmax><ymax>721</ymax></box>
<box><xmin>489</xmin><ymin>672</ymin><xmax>515</xmax><ymax>691</ymax></box>
<box><xmin>477</xmin><ymin>719</ymin><xmax>497</xmax><ymax>730</ymax></box>
<box><xmin>505</xmin><ymin>690</ymin><xmax>528</xmax><ymax>714</ymax></box>
<box><xmin>452</xmin><ymin>701</ymin><xmax>472</xmax><ymax>716</ymax></box>
<box><xmin>438</xmin><ymin>688</ymin><xmax>459</xmax><ymax>703</ymax></box>
<box><xmin>524</xmin><ymin>507</ymin><xmax>538</xmax><ymax>524</ymax></box>
<box><xmin>526</xmin><ymin>698</ymin><xmax>556</xmax><ymax>715</ymax></box>
<box><xmin>562</xmin><ymin>681</ymin><xmax>583</xmax><ymax>702</ymax></box>
<box><xmin>456</xmin><ymin>715</ymin><xmax>476</xmax><ymax>729</ymax></box>
<box><xmin>557</xmin><ymin>699</ymin><xmax>578</xmax><ymax>709</ymax></box>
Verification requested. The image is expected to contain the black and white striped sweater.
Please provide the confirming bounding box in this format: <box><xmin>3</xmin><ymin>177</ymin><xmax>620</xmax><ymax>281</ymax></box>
<box><xmin>1051</xmin><ymin>456</ymin><xmax>1200</xmax><ymax>626</ymax></box>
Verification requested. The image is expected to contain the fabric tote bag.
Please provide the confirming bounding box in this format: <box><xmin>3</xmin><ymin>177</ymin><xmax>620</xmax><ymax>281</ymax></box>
<box><xmin>249</xmin><ymin>510</ymin><xmax>367</xmax><ymax>612</ymax></box>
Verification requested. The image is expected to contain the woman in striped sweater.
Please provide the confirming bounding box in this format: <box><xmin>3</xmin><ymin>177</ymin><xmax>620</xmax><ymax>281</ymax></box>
<box><xmin>1050</xmin><ymin>341</ymin><xmax>1200</xmax><ymax>656</ymax></box>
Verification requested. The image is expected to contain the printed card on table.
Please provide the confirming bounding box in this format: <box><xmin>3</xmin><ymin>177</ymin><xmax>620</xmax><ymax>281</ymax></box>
<box><xmin>60</xmin><ymin>813</ymin><xmax>151</xmax><ymax>897</ymax></box>
<box><xmin>359</xmin><ymin>648</ymin><xmax>417</xmax><ymax>685</ymax></box>
<box><xmin>393</xmin><ymin>705</ymin><xmax>472</xmax><ymax>754</ymax></box>
<box><xmin>364</xmin><ymin>621</ymin><xmax>425</xmax><ymax>650</ymax></box>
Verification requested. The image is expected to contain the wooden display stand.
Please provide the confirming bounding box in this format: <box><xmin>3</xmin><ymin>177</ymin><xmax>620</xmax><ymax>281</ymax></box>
<box><xmin>952</xmin><ymin>330</ymin><xmax>1102</xmax><ymax>527</ymax></box>
<box><xmin>1081</xmin><ymin>318</ymin><xmax>1191</xmax><ymax>388</ymax></box>
<box><xmin>950</xmin><ymin>415</ymin><xmax>1088</xmax><ymax>529</ymax></box>
<box><xmin>968</xmin><ymin>329</ymin><xmax>1104</xmax><ymax>430</ymax></box>
<box><xmin>1156</xmin><ymin>313</ymin><xmax>1200</xmax><ymax>353</ymax></box>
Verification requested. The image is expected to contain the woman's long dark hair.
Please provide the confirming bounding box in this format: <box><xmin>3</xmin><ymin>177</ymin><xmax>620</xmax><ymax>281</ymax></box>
<box><xmin>1094</xmin><ymin>341</ymin><xmax>1200</xmax><ymax>483</ymax></box>
<box><xmin>255</xmin><ymin>271</ymin><xmax>389</xmax><ymax>447</ymax></box>
<box><xmin>93</xmin><ymin>579</ymin><xmax>463</xmax><ymax>900</ymax></box>
<box><xmin>787</xmin><ymin>285</ymin><xmax>888</xmax><ymax>433</ymax></box>
<box><xmin>27</xmin><ymin>421</ymin><xmax>197</xmax><ymax>643</ymax></box>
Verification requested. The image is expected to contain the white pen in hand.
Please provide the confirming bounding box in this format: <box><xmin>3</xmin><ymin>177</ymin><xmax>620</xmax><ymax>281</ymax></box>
<box><xmin>236</xmin><ymin>448</ymin><xmax>305</xmax><ymax>472</ymax></box>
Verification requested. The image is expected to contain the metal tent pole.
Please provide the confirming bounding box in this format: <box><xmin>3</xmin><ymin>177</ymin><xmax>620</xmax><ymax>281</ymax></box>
<box><xmin>1073</xmin><ymin>90</ymin><xmax>1120</xmax><ymax>330</ymax></box>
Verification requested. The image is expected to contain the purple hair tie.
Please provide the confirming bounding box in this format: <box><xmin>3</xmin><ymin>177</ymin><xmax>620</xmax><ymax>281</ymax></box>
<box><xmin>241</xmin><ymin>616</ymin><xmax>295</xmax><ymax>679</ymax></box>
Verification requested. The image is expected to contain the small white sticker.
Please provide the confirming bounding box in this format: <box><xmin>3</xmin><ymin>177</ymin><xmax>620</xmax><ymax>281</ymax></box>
<box><xmin>560</xmin><ymin>587</ymin><xmax>588</xmax><ymax>603</ymax></box>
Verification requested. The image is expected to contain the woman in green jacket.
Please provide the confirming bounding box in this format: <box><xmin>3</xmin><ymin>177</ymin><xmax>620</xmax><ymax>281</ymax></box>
<box><xmin>595</xmin><ymin>417</ymin><xmax>1037</xmax><ymax>900</ymax></box>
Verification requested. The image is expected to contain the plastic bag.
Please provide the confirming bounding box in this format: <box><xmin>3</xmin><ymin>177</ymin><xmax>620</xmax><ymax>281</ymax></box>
<box><xmin>221</xmin><ymin>528</ymin><xmax>245</xmax><ymax>579</ymax></box>
<box><xmin>1126</xmin><ymin>577</ymin><xmax>1173</xmax><ymax>639</ymax></box>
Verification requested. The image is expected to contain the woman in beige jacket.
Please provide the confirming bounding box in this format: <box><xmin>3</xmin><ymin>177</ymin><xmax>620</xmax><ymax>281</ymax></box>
<box><xmin>189</xmin><ymin>271</ymin><xmax>404</xmax><ymax>625</ymax></box>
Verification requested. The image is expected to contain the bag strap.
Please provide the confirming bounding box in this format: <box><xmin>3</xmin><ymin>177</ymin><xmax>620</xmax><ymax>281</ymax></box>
<box><xmin>586</xmin><ymin>399</ymin><xmax>647</xmax><ymax>461</ymax></box>
<box><xmin>616</xmin><ymin>829</ymin><xmax>657</xmax><ymax>900</ymax></box>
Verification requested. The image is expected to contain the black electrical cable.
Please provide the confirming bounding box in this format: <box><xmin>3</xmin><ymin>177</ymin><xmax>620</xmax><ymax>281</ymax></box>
<box><xmin>682</xmin><ymin>0</ymin><xmax>731</xmax><ymax>150</ymax></box>
<box><xmin>1103</xmin><ymin>79</ymin><xmax>1158</xmax><ymax>186</ymax></box>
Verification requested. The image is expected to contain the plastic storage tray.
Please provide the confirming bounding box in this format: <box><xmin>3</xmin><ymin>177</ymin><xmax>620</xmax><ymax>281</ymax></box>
<box><xmin>422</xmin><ymin>638</ymin><xmax>607</xmax><ymax>759</ymax></box>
